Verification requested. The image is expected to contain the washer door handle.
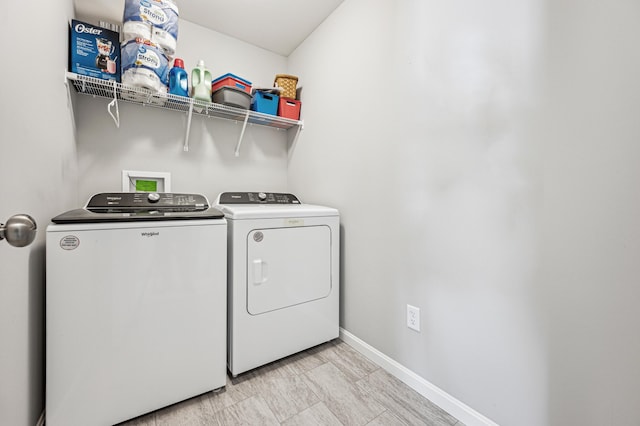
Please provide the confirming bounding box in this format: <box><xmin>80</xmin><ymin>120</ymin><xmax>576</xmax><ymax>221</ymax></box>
<box><xmin>252</xmin><ymin>259</ymin><xmax>268</xmax><ymax>284</ymax></box>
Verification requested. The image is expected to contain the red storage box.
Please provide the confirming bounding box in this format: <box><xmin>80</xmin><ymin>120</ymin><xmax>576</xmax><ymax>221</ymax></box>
<box><xmin>278</xmin><ymin>98</ymin><xmax>301</xmax><ymax>120</ymax></box>
<box><xmin>211</xmin><ymin>73</ymin><xmax>252</xmax><ymax>94</ymax></box>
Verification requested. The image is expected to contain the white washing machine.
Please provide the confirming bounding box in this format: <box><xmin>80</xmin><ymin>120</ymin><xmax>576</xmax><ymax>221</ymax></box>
<box><xmin>46</xmin><ymin>192</ymin><xmax>227</xmax><ymax>426</ymax></box>
<box><xmin>216</xmin><ymin>192</ymin><xmax>340</xmax><ymax>376</ymax></box>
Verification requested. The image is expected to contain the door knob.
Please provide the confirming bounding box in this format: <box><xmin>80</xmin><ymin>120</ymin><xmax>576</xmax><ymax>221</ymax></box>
<box><xmin>0</xmin><ymin>214</ymin><xmax>37</xmax><ymax>247</ymax></box>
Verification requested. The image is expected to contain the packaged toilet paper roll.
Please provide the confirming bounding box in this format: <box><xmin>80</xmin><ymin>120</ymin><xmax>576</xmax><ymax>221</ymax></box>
<box><xmin>122</xmin><ymin>20</ymin><xmax>152</xmax><ymax>42</ymax></box>
<box><xmin>121</xmin><ymin>38</ymin><xmax>170</xmax><ymax>94</ymax></box>
<box><xmin>123</xmin><ymin>0</ymin><xmax>179</xmax><ymax>56</ymax></box>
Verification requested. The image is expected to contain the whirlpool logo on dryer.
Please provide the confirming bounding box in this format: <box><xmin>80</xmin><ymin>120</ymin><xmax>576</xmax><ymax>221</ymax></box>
<box><xmin>141</xmin><ymin>231</ymin><xmax>160</xmax><ymax>238</ymax></box>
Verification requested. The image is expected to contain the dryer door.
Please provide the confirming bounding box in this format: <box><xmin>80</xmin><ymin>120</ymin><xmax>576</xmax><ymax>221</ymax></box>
<box><xmin>247</xmin><ymin>225</ymin><xmax>332</xmax><ymax>315</ymax></box>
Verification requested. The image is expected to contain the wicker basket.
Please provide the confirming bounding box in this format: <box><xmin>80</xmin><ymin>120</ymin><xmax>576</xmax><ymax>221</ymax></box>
<box><xmin>274</xmin><ymin>74</ymin><xmax>298</xmax><ymax>99</ymax></box>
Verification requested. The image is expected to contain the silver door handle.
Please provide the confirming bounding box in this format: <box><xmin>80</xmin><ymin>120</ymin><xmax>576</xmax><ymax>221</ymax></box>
<box><xmin>0</xmin><ymin>214</ymin><xmax>37</xmax><ymax>247</ymax></box>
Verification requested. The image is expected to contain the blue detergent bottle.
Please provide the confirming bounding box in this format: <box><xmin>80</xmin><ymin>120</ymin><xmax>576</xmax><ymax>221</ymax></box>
<box><xmin>168</xmin><ymin>58</ymin><xmax>189</xmax><ymax>97</ymax></box>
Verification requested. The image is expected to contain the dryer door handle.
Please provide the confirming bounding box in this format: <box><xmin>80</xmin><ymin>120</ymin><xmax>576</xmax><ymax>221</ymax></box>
<box><xmin>252</xmin><ymin>259</ymin><xmax>268</xmax><ymax>285</ymax></box>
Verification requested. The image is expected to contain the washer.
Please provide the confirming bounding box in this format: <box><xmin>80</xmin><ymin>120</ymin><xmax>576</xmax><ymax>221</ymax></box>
<box><xmin>216</xmin><ymin>192</ymin><xmax>339</xmax><ymax>376</ymax></box>
<box><xmin>46</xmin><ymin>192</ymin><xmax>227</xmax><ymax>426</ymax></box>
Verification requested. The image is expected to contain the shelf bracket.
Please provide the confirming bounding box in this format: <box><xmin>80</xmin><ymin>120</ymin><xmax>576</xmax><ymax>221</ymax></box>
<box><xmin>287</xmin><ymin>120</ymin><xmax>304</xmax><ymax>161</ymax></box>
<box><xmin>107</xmin><ymin>80</ymin><xmax>120</xmax><ymax>128</ymax></box>
<box><xmin>64</xmin><ymin>72</ymin><xmax>77</xmax><ymax>136</ymax></box>
<box><xmin>234</xmin><ymin>110</ymin><xmax>251</xmax><ymax>157</ymax></box>
<box><xmin>183</xmin><ymin>101</ymin><xmax>194</xmax><ymax>152</ymax></box>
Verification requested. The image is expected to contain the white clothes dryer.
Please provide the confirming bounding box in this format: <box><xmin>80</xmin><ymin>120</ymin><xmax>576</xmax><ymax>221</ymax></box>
<box><xmin>216</xmin><ymin>192</ymin><xmax>339</xmax><ymax>376</ymax></box>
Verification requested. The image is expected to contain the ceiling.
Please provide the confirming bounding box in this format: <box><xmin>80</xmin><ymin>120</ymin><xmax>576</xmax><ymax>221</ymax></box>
<box><xmin>74</xmin><ymin>0</ymin><xmax>344</xmax><ymax>56</ymax></box>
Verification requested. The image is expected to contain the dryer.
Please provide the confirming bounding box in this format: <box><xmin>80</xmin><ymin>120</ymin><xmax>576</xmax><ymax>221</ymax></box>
<box><xmin>216</xmin><ymin>192</ymin><xmax>339</xmax><ymax>376</ymax></box>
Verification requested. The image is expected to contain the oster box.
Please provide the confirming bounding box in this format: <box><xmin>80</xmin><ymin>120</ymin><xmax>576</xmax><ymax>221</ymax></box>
<box><xmin>69</xmin><ymin>19</ymin><xmax>121</xmax><ymax>82</ymax></box>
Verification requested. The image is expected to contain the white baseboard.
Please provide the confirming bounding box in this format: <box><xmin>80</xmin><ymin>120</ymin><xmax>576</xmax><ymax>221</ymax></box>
<box><xmin>339</xmin><ymin>328</ymin><xmax>498</xmax><ymax>426</ymax></box>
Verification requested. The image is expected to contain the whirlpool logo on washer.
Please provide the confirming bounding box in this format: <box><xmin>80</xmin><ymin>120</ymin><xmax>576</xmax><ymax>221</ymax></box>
<box><xmin>141</xmin><ymin>231</ymin><xmax>160</xmax><ymax>238</ymax></box>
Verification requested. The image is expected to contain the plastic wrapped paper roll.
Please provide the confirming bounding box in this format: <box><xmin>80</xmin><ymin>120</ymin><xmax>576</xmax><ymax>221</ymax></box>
<box><xmin>121</xmin><ymin>37</ymin><xmax>170</xmax><ymax>94</ymax></box>
<box><xmin>123</xmin><ymin>0</ymin><xmax>179</xmax><ymax>56</ymax></box>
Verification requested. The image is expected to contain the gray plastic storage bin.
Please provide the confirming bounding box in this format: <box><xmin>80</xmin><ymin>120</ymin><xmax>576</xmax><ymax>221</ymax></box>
<box><xmin>212</xmin><ymin>86</ymin><xmax>251</xmax><ymax>109</ymax></box>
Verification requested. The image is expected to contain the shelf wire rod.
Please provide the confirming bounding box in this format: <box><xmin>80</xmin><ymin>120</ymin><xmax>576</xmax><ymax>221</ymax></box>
<box><xmin>183</xmin><ymin>101</ymin><xmax>194</xmax><ymax>152</ymax></box>
<box><xmin>234</xmin><ymin>110</ymin><xmax>251</xmax><ymax>157</ymax></box>
<box><xmin>287</xmin><ymin>120</ymin><xmax>304</xmax><ymax>162</ymax></box>
<box><xmin>107</xmin><ymin>80</ymin><xmax>120</xmax><ymax>128</ymax></box>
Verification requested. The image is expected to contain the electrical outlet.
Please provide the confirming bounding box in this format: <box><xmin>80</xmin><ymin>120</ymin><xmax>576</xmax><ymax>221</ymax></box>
<box><xmin>407</xmin><ymin>304</ymin><xmax>420</xmax><ymax>332</ymax></box>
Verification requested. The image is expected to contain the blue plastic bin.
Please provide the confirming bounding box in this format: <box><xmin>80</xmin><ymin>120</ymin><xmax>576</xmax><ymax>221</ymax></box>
<box><xmin>251</xmin><ymin>91</ymin><xmax>280</xmax><ymax>116</ymax></box>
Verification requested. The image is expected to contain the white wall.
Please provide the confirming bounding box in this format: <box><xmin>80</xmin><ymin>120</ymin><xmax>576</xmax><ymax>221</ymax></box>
<box><xmin>539</xmin><ymin>0</ymin><xmax>640</xmax><ymax>424</ymax></box>
<box><xmin>288</xmin><ymin>0</ymin><xmax>640</xmax><ymax>425</ymax></box>
<box><xmin>3</xmin><ymin>1</ymin><xmax>638</xmax><ymax>425</ymax></box>
<box><xmin>0</xmin><ymin>1</ymin><xmax>77</xmax><ymax>425</ymax></box>
<box><xmin>74</xmin><ymin>19</ymin><xmax>290</xmax><ymax>202</ymax></box>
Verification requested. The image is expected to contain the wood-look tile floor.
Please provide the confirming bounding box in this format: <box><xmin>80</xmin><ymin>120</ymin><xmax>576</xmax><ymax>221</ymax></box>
<box><xmin>119</xmin><ymin>339</ymin><xmax>463</xmax><ymax>426</ymax></box>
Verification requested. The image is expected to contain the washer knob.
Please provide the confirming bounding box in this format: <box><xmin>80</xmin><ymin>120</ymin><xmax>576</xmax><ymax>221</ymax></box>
<box><xmin>147</xmin><ymin>193</ymin><xmax>161</xmax><ymax>203</ymax></box>
<box><xmin>258</xmin><ymin>192</ymin><xmax>267</xmax><ymax>201</ymax></box>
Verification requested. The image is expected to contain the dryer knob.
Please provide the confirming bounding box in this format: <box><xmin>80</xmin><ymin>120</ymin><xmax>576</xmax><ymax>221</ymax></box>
<box><xmin>147</xmin><ymin>193</ymin><xmax>161</xmax><ymax>203</ymax></box>
<box><xmin>258</xmin><ymin>192</ymin><xmax>267</xmax><ymax>201</ymax></box>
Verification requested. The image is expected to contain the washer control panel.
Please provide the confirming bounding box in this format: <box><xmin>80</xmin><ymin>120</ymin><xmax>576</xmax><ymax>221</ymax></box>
<box><xmin>218</xmin><ymin>192</ymin><xmax>300</xmax><ymax>204</ymax></box>
<box><xmin>86</xmin><ymin>192</ymin><xmax>209</xmax><ymax>212</ymax></box>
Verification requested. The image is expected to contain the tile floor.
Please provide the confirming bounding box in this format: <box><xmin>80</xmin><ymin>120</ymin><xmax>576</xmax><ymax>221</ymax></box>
<box><xmin>120</xmin><ymin>339</ymin><xmax>462</xmax><ymax>426</ymax></box>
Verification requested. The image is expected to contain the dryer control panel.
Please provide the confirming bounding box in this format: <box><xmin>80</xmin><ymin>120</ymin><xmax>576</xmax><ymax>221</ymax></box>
<box><xmin>218</xmin><ymin>192</ymin><xmax>300</xmax><ymax>204</ymax></box>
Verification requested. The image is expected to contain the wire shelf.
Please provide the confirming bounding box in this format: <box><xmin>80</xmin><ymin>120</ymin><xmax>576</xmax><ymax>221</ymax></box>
<box><xmin>65</xmin><ymin>72</ymin><xmax>301</xmax><ymax>130</ymax></box>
